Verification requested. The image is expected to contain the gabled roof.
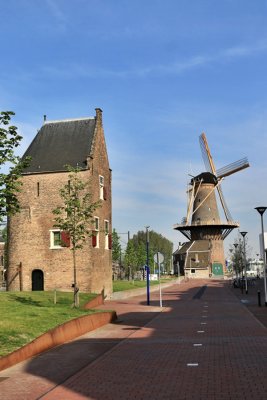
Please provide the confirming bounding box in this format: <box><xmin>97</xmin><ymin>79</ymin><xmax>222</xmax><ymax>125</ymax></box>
<box><xmin>22</xmin><ymin>117</ymin><xmax>96</xmax><ymax>173</ymax></box>
<box><xmin>174</xmin><ymin>240</ymin><xmax>210</xmax><ymax>255</ymax></box>
<box><xmin>173</xmin><ymin>242</ymin><xmax>192</xmax><ymax>255</ymax></box>
<box><xmin>189</xmin><ymin>240</ymin><xmax>210</xmax><ymax>252</ymax></box>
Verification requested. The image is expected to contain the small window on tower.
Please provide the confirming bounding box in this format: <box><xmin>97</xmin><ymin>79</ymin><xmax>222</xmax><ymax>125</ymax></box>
<box><xmin>99</xmin><ymin>175</ymin><xmax>104</xmax><ymax>200</ymax></box>
<box><xmin>104</xmin><ymin>220</ymin><xmax>109</xmax><ymax>249</ymax></box>
<box><xmin>92</xmin><ymin>217</ymin><xmax>99</xmax><ymax>247</ymax></box>
<box><xmin>50</xmin><ymin>230</ymin><xmax>62</xmax><ymax>249</ymax></box>
<box><xmin>49</xmin><ymin>230</ymin><xmax>70</xmax><ymax>249</ymax></box>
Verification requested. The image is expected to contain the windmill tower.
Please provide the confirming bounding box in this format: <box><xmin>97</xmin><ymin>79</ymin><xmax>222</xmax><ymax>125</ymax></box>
<box><xmin>174</xmin><ymin>133</ymin><xmax>249</xmax><ymax>278</ymax></box>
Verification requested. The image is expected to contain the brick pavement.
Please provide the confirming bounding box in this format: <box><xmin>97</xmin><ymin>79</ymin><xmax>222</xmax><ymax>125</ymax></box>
<box><xmin>230</xmin><ymin>277</ymin><xmax>267</xmax><ymax>328</ymax></box>
<box><xmin>1</xmin><ymin>279</ymin><xmax>267</xmax><ymax>400</ymax></box>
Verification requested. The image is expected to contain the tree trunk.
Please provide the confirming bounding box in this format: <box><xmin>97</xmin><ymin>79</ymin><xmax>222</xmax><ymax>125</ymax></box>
<box><xmin>73</xmin><ymin>248</ymin><xmax>79</xmax><ymax>307</ymax></box>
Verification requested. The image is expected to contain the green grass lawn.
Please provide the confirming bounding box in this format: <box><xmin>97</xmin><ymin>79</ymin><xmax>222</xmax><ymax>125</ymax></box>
<box><xmin>0</xmin><ymin>291</ymin><xmax>97</xmax><ymax>357</ymax></box>
<box><xmin>0</xmin><ymin>279</ymin><xmax>177</xmax><ymax>357</ymax></box>
<box><xmin>112</xmin><ymin>277</ymin><xmax>177</xmax><ymax>292</ymax></box>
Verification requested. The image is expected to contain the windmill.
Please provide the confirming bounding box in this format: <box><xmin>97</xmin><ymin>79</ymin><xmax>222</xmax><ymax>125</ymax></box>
<box><xmin>174</xmin><ymin>132</ymin><xmax>249</xmax><ymax>277</ymax></box>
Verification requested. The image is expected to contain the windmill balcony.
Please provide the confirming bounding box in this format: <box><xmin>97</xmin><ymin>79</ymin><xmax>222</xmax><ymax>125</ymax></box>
<box><xmin>173</xmin><ymin>219</ymin><xmax>239</xmax><ymax>229</ymax></box>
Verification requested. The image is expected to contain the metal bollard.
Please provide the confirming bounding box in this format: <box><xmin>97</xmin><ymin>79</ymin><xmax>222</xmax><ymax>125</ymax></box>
<box><xmin>258</xmin><ymin>290</ymin><xmax>261</xmax><ymax>307</ymax></box>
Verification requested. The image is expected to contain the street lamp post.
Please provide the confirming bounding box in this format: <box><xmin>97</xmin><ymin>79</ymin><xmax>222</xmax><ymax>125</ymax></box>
<box><xmin>255</xmin><ymin>207</ymin><xmax>267</xmax><ymax>306</ymax></box>
<box><xmin>145</xmin><ymin>226</ymin><xmax>150</xmax><ymax>306</ymax></box>
<box><xmin>240</xmin><ymin>232</ymin><xmax>248</xmax><ymax>294</ymax></box>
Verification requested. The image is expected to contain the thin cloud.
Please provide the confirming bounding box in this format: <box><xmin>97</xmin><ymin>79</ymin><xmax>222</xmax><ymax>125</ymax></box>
<box><xmin>38</xmin><ymin>39</ymin><xmax>267</xmax><ymax>81</ymax></box>
<box><xmin>45</xmin><ymin>0</ymin><xmax>67</xmax><ymax>21</ymax></box>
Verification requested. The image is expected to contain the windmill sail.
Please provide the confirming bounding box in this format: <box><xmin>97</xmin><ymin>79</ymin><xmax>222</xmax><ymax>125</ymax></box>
<box><xmin>199</xmin><ymin>133</ymin><xmax>216</xmax><ymax>174</ymax></box>
<box><xmin>199</xmin><ymin>133</ymin><xmax>249</xmax><ymax>221</ymax></box>
<box><xmin>216</xmin><ymin>157</ymin><xmax>249</xmax><ymax>179</ymax></box>
<box><xmin>216</xmin><ymin>184</ymin><xmax>233</xmax><ymax>221</ymax></box>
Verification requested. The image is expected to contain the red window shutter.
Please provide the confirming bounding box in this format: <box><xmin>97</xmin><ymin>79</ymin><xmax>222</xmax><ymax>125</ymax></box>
<box><xmin>103</xmin><ymin>186</ymin><xmax>107</xmax><ymax>200</ymax></box>
<box><xmin>108</xmin><ymin>233</ymin><xmax>112</xmax><ymax>249</ymax></box>
<box><xmin>61</xmin><ymin>231</ymin><xmax>70</xmax><ymax>247</ymax></box>
<box><xmin>92</xmin><ymin>231</ymin><xmax>97</xmax><ymax>247</ymax></box>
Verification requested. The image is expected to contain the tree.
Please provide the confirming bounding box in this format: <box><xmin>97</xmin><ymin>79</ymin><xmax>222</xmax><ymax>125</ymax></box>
<box><xmin>124</xmin><ymin>230</ymin><xmax>174</xmax><ymax>278</ymax></box>
<box><xmin>132</xmin><ymin>230</ymin><xmax>173</xmax><ymax>274</ymax></box>
<box><xmin>229</xmin><ymin>234</ymin><xmax>251</xmax><ymax>278</ymax></box>
<box><xmin>112</xmin><ymin>229</ymin><xmax>121</xmax><ymax>264</ymax></box>
<box><xmin>124</xmin><ymin>240</ymin><xmax>138</xmax><ymax>279</ymax></box>
<box><xmin>53</xmin><ymin>166</ymin><xmax>101</xmax><ymax>307</ymax></box>
<box><xmin>0</xmin><ymin>111</ymin><xmax>30</xmax><ymax>222</ymax></box>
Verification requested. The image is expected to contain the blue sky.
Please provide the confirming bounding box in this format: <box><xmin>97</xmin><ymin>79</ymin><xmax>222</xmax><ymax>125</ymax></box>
<box><xmin>1</xmin><ymin>0</ymin><xmax>267</xmax><ymax>258</ymax></box>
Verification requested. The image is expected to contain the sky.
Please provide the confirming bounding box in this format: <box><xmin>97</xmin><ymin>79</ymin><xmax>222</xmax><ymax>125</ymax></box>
<box><xmin>1</xmin><ymin>0</ymin><xmax>267</xmax><ymax>259</ymax></box>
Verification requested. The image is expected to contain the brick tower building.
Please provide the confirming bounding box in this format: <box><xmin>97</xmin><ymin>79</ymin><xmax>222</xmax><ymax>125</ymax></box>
<box><xmin>7</xmin><ymin>108</ymin><xmax>112</xmax><ymax>297</ymax></box>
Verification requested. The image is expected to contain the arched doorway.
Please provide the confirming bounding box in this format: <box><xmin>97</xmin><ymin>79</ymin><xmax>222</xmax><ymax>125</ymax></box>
<box><xmin>32</xmin><ymin>269</ymin><xmax>44</xmax><ymax>291</ymax></box>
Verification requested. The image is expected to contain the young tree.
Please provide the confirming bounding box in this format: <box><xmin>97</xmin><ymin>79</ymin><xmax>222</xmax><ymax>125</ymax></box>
<box><xmin>112</xmin><ymin>229</ymin><xmax>121</xmax><ymax>264</ymax></box>
<box><xmin>124</xmin><ymin>240</ymin><xmax>138</xmax><ymax>279</ymax></box>
<box><xmin>53</xmin><ymin>166</ymin><xmax>101</xmax><ymax>307</ymax></box>
<box><xmin>0</xmin><ymin>111</ymin><xmax>30</xmax><ymax>222</ymax></box>
<box><xmin>229</xmin><ymin>234</ymin><xmax>251</xmax><ymax>278</ymax></box>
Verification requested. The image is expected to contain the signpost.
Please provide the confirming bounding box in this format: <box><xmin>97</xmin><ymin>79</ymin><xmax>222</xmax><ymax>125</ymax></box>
<box><xmin>154</xmin><ymin>252</ymin><xmax>164</xmax><ymax>307</ymax></box>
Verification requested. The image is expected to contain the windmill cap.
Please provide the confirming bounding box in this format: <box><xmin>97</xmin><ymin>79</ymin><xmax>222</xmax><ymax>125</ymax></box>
<box><xmin>191</xmin><ymin>172</ymin><xmax>217</xmax><ymax>185</ymax></box>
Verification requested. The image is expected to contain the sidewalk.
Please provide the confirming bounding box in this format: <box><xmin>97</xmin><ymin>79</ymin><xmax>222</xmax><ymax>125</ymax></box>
<box><xmin>229</xmin><ymin>277</ymin><xmax>267</xmax><ymax>328</ymax></box>
<box><xmin>1</xmin><ymin>279</ymin><xmax>267</xmax><ymax>400</ymax></box>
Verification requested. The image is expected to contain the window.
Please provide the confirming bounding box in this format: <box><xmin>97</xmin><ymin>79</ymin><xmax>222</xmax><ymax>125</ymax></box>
<box><xmin>99</xmin><ymin>175</ymin><xmax>104</xmax><ymax>200</ymax></box>
<box><xmin>50</xmin><ymin>230</ymin><xmax>70</xmax><ymax>249</ymax></box>
<box><xmin>50</xmin><ymin>230</ymin><xmax>62</xmax><ymax>249</ymax></box>
<box><xmin>104</xmin><ymin>220</ymin><xmax>109</xmax><ymax>249</ymax></box>
<box><xmin>92</xmin><ymin>217</ymin><xmax>99</xmax><ymax>247</ymax></box>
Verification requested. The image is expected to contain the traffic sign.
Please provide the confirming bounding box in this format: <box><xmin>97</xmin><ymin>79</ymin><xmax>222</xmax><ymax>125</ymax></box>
<box><xmin>154</xmin><ymin>252</ymin><xmax>164</xmax><ymax>264</ymax></box>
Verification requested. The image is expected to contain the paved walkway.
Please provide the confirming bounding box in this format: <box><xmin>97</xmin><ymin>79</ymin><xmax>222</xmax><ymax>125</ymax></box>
<box><xmin>229</xmin><ymin>277</ymin><xmax>267</xmax><ymax>328</ymax></box>
<box><xmin>0</xmin><ymin>279</ymin><xmax>267</xmax><ymax>399</ymax></box>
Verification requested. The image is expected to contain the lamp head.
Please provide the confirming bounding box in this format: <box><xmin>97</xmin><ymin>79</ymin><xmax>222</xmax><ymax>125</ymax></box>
<box><xmin>240</xmin><ymin>231</ymin><xmax>247</xmax><ymax>238</ymax></box>
<box><xmin>255</xmin><ymin>207</ymin><xmax>267</xmax><ymax>216</ymax></box>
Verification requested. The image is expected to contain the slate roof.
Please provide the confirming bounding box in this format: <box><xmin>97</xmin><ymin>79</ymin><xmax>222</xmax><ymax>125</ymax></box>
<box><xmin>22</xmin><ymin>118</ymin><xmax>96</xmax><ymax>173</ymax></box>
<box><xmin>189</xmin><ymin>240</ymin><xmax>210</xmax><ymax>252</ymax></box>
<box><xmin>173</xmin><ymin>242</ymin><xmax>191</xmax><ymax>255</ymax></box>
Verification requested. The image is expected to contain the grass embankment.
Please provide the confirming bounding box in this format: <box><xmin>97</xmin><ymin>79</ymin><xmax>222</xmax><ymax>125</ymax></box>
<box><xmin>113</xmin><ymin>277</ymin><xmax>177</xmax><ymax>292</ymax></box>
<box><xmin>0</xmin><ymin>291</ymin><xmax>97</xmax><ymax>357</ymax></box>
<box><xmin>1</xmin><ymin>278</ymin><xmax>177</xmax><ymax>357</ymax></box>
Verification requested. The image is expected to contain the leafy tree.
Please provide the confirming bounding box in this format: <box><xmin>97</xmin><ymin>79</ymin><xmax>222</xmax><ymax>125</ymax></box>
<box><xmin>0</xmin><ymin>111</ymin><xmax>30</xmax><ymax>222</ymax></box>
<box><xmin>124</xmin><ymin>240</ymin><xmax>138</xmax><ymax>279</ymax></box>
<box><xmin>53</xmin><ymin>166</ymin><xmax>101</xmax><ymax>307</ymax></box>
<box><xmin>132</xmin><ymin>230</ymin><xmax>173</xmax><ymax>274</ymax></box>
<box><xmin>112</xmin><ymin>229</ymin><xmax>121</xmax><ymax>263</ymax></box>
<box><xmin>229</xmin><ymin>234</ymin><xmax>251</xmax><ymax>277</ymax></box>
<box><xmin>124</xmin><ymin>230</ymin><xmax>173</xmax><ymax>278</ymax></box>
